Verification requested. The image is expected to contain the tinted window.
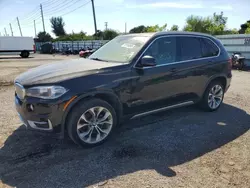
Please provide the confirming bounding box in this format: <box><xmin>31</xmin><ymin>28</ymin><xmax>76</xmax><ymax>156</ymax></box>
<box><xmin>179</xmin><ymin>37</ymin><xmax>202</xmax><ymax>61</ymax></box>
<box><xmin>200</xmin><ymin>38</ymin><xmax>219</xmax><ymax>57</ymax></box>
<box><xmin>143</xmin><ymin>37</ymin><xmax>177</xmax><ymax>65</ymax></box>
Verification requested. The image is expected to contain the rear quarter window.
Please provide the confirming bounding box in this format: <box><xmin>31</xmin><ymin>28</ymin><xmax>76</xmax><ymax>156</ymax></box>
<box><xmin>200</xmin><ymin>38</ymin><xmax>219</xmax><ymax>57</ymax></box>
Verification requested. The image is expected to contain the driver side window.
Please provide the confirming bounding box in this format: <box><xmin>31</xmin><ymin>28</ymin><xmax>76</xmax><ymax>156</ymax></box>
<box><xmin>143</xmin><ymin>37</ymin><xmax>177</xmax><ymax>65</ymax></box>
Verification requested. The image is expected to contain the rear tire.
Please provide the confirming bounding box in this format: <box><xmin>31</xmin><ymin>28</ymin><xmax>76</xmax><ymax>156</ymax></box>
<box><xmin>67</xmin><ymin>98</ymin><xmax>117</xmax><ymax>147</ymax></box>
<box><xmin>20</xmin><ymin>51</ymin><xmax>30</xmax><ymax>58</ymax></box>
<box><xmin>200</xmin><ymin>81</ymin><xmax>225</xmax><ymax>112</ymax></box>
<box><xmin>239</xmin><ymin>60</ymin><xmax>245</xmax><ymax>70</ymax></box>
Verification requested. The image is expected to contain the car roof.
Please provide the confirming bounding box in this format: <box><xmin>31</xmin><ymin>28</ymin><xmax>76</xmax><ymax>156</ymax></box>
<box><xmin>122</xmin><ymin>33</ymin><xmax>155</xmax><ymax>37</ymax></box>
<box><xmin>124</xmin><ymin>31</ymin><xmax>214</xmax><ymax>38</ymax></box>
<box><xmin>156</xmin><ymin>31</ymin><xmax>213</xmax><ymax>37</ymax></box>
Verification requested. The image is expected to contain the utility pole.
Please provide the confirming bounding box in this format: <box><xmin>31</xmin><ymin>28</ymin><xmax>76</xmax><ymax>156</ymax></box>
<box><xmin>4</xmin><ymin>28</ymin><xmax>7</xmax><ymax>36</ymax></box>
<box><xmin>91</xmin><ymin>0</ymin><xmax>97</xmax><ymax>34</ymax></box>
<box><xmin>125</xmin><ymin>22</ymin><xmax>127</xmax><ymax>34</ymax></box>
<box><xmin>17</xmin><ymin>17</ymin><xmax>22</xmax><ymax>36</ymax></box>
<box><xmin>40</xmin><ymin>4</ymin><xmax>45</xmax><ymax>32</ymax></box>
<box><xmin>9</xmin><ymin>23</ymin><xmax>13</xmax><ymax>36</ymax></box>
<box><xmin>34</xmin><ymin>20</ymin><xmax>37</xmax><ymax>37</ymax></box>
<box><xmin>0</xmin><ymin>32</ymin><xmax>1</xmax><ymax>36</ymax></box>
<box><xmin>104</xmin><ymin>22</ymin><xmax>108</xmax><ymax>30</ymax></box>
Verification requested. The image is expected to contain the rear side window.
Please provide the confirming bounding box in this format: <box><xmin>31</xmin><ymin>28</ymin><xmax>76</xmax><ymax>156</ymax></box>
<box><xmin>200</xmin><ymin>38</ymin><xmax>219</xmax><ymax>57</ymax></box>
<box><xmin>179</xmin><ymin>37</ymin><xmax>202</xmax><ymax>61</ymax></box>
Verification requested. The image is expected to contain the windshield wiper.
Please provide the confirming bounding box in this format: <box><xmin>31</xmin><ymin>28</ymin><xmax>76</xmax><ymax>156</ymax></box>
<box><xmin>89</xmin><ymin>58</ymin><xmax>109</xmax><ymax>62</ymax></box>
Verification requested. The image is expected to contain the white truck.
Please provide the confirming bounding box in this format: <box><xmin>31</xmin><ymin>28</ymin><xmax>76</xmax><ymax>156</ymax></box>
<box><xmin>0</xmin><ymin>36</ymin><xmax>35</xmax><ymax>58</ymax></box>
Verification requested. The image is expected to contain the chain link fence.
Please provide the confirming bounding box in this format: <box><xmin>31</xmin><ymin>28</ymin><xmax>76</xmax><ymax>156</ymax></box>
<box><xmin>35</xmin><ymin>40</ymin><xmax>109</xmax><ymax>52</ymax></box>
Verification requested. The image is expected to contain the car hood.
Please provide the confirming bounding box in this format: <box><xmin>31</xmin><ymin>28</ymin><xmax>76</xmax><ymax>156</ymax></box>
<box><xmin>15</xmin><ymin>58</ymin><xmax>123</xmax><ymax>86</ymax></box>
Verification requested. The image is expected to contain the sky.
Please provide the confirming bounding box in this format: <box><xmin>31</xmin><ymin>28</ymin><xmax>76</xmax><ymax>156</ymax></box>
<box><xmin>0</xmin><ymin>0</ymin><xmax>249</xmax><ymax>37</ymax></box>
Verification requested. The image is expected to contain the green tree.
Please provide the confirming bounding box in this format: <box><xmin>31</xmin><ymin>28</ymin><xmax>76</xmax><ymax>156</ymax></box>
<box><xmin>224</xmin><ymin>28</ymin><xmax>239</xmax><ymax>35</ymax></box>
<box><xmin>129</xmin><ymin>24</ymin><xmax>167</xmax><ymax>33</ymax></box>
<box><xmin>183</xmin><ymin>15</ymin><xmax>213</xmax><ymax>33</ymax></box>
<box><xmin>209</xmin><ymin>12</ymin><xmax>227</xmax><ymax>35</ymax></box>
<box><xmin>170</xmin><ymin>25</ymin><xmax>179</xmax><ymax>31</ymax></box>
<box><xmin>183</xmin><ymin>12</ymin><xmax>228</xmax><ymax>35</ymax></box>
<box><xmin>53</xmin><ymin>31</ymin><xmax>94</xmax><ymax>41</ymax></box>
<box><xmin>35</xmin><ymin>31</ymin><xmax>53</xmax><ymax>42</ymax></box>
<box><xmin>239</xmin><ymin>20</ymin><xmax>250</xmax><ymax>34</ymax></box>
<box><xmin>146</xmin><ymin>24</ymin><xmax>167</xmax><ymax>32</ymax></box>
<box><xmin>246</xmin><ymin>23</ymin><xmax>250</xmax><ymax>34</ymax></box>
<box><xmin>50</xmin><ymin>17</ymin><xmax>66</xmax><ymax>37</ymax></box>
<box><xmin>129</xmin><ymin>25</ymin><xmax>147</xmax><ymax>33</ymax></box>
<box><xmin>93</xmin><ymin>30</ymin><xmax>104</xmax><ymax>39</ymax></box>
<box><xmin>102</xmin><ymin>29</ymin><xmax>119</xmax><ymax>40</ymax></box>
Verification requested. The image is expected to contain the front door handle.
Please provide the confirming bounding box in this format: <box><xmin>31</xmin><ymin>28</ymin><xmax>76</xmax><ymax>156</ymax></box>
<box><xmin>170</xmin><ymin>68</ymin><xmax>177</xmax><ymax>72</ymax></box>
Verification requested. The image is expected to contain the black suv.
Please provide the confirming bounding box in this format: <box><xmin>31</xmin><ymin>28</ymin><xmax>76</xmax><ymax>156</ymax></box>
<box><xmin>15</xmin><ymin>32</ymin><xmax>232</xmax><ymax>147</ymax></box>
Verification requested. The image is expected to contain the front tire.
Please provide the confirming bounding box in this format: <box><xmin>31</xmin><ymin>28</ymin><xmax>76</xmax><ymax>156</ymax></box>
<box><xmin>67</xmin><ymin>98</ymin><xmax>117</xmax><ymax>147</ymax></box>
<box><xmin>200</xmin><ymin>81</ymin><xmax>225</xmax><ymax>111</ymax></box>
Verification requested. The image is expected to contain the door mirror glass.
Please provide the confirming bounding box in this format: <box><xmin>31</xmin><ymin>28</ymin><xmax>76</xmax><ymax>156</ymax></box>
<box><xmin>140</xmin><ymin>55</ymin><xmax>156</xmax><ymax>67</ymax></box>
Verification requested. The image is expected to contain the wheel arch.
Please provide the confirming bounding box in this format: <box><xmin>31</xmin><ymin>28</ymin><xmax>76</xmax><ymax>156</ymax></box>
<box><xmin>202</xmin><ymin>75</ymin><xmax>227</xmax><ymax>97</ymax></box>
<box><xmin>60</xmin><ymin>91</ymin><xmax>123</xmax><ymax>137</ymax></box>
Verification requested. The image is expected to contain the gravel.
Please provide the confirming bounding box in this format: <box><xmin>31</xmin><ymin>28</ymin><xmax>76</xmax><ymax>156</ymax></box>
<box><xmin>0</xmin><ymin>63</ymin><xmax>250</xmax><ymax>188</ymax></box>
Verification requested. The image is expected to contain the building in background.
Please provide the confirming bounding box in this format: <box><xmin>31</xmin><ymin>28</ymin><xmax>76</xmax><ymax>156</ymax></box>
<box><xmin>217</xmin><ymin>34</ymin><xmax>250</xmax><ymax>66</ymax></box>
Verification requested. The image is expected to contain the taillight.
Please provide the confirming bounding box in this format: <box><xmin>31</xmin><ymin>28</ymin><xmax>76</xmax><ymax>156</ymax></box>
<box><xmin>33</xmin><ymin>44</ymin><xmax>36</xmax><ymax>53</ymax></box>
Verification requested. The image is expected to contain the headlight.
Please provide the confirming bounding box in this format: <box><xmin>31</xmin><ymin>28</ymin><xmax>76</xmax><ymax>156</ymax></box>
<box><xmin>26</xmin><ymin>86</ymin><xmax>67</xmax><ymax>99</ymax></box>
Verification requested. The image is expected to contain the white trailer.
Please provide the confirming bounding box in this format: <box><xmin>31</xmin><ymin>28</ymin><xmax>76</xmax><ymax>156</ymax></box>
<box><xmin>0</xmin><ymin>36</ymin><xmax>34</xmax><ymax>58</ymax></box>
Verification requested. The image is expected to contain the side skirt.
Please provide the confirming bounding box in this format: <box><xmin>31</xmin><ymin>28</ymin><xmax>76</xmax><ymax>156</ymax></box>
<box><xmin>130</xmin><ymin>101</ymin><xmax>194</xmax><ymax>119</ymax></box>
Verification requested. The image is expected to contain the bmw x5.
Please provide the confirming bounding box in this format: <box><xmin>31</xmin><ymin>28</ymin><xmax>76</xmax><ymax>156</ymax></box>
<box><xmin>15</xmin><ymin>32</ymin><xmax>232</xmax><ymax>147</ymax></box>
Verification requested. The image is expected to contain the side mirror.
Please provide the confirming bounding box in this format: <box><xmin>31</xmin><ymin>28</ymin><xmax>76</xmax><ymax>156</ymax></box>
<box><xmin>140</xmin><ymin>55</ymin><xmax>156</xmax><ymax>67</ymax></box>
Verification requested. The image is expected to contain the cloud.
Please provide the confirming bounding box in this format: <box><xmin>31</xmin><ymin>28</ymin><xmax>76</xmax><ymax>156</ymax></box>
<box><xmin>96</xmin><ymin>0</ymin><xmax>124</xmax><ymax>7</ymax></box>
<box><xmin>110</xmin><ymin>0</ymin><xmax>124</xmax><ymax>3</ymax></box>
<box><xmin>212</xmin><ymin>5</ymin><xmax>233</xmax><ymax>10</ymax></box>
<box><xmin>15</xmin><ymin>0</ymin><xmax>24</xmax><ymax>4</ymax></box>
<box><xmin>126</xmin><ymin>2</ymin><xmax>203</xmax><ymax>9</ymax></box>
<box><xmin>126</xmin><ymin>2</ymin><xmax>233</xmax><ymax>10</ymax></box>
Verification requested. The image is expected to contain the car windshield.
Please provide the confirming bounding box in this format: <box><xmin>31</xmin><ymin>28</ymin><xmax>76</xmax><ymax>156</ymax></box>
<box><xmin>89</xmin><ymin>35</ymin><xmax>151</xmax><ymax>63</ymax></box>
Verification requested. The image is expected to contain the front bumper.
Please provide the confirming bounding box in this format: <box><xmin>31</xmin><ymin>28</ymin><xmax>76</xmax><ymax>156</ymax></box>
<box><xmin>15</xmin><ymin>94</ymin><xmax>65</xmax><ymax>134</ymax></box>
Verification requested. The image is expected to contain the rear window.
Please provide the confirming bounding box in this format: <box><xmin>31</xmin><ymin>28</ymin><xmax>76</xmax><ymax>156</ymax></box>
<box><xmin>200</xmin><ymin>38</ymin><xmax>219</xmax><ymax>57</ymax></box>
<box><xmin>179</xmin><ymin>37</ymin><xmax>202</xmax><ymax>61</ymax></box>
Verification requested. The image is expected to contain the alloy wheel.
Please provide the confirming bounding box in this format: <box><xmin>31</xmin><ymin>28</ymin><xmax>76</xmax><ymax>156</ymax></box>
<box><xmin>76</xmin><ymin>106</ymin><xmax>113</xmax><ymax>144</ymax></box>
<box><xmin>208</xmin><ymin>85</ymin><xmax>223</xmax><ymax>109</ymax></box>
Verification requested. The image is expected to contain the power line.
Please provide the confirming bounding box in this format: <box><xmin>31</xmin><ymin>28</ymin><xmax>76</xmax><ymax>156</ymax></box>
<box><xmin>19</xmin><ymin>15</ymin><xmax>41</xmax><ymax>25</ymax></box>
<box><xmin>44</xmin><ymin>0</ymin><xmax>84</xmax><ymax>16</ymax></box>
<box><xmin>60</xmin><ymin>0</ymin><xmax>91</xmax><ymax>17</ymax></box>
<box><xmin>42</xmin><ymin>0</ymin><xmax>62</xmax><ymax>6</ymax></box>
<box><xmin>43</xmin><ymin>0</ymin><xmax>90</xmax><ymax>18</ymax></box>
<box><xmin>1</xmin><ymin>0</ymin><xmax>92</xmax><ymax>35</ymax></box>
<box><xmin>18</xmin><ymin>6</ymin><xmax>40</xmax><ymax>21</ymax></box>
<box><xmin>43</xmin><ymin>0</ymin><xmax>71</xmax><ymax>9</ymax></box>
<box><xmin>20</xmin><ymin>12</ymin><xmax>41</xmax><ymax>23</ymax></box>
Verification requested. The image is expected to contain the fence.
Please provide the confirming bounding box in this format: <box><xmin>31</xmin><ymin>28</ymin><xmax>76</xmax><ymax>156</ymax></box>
<box><xmin>216</xmin><ymin>34</ymin><xmax>250</xmax><ymax>66</ymax></box>
<box><xmin>35</xmin><ymin>40</ymin><xmax>109</xmax><ymax>52</ymax></box>
<box><xmin>35</xmin><ymin>35</ymin><xmax>250</xmax><ymax>66</ymax></box>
